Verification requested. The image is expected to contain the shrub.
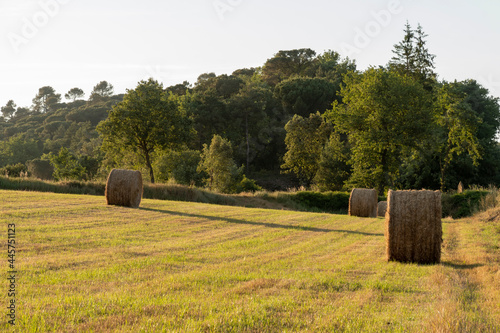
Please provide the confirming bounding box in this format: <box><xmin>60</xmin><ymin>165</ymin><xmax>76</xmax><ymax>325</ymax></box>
<box><xmin>0</xmin><ymin>163</ymin><xmax>27</xmax><ymax>177</ymax></box>
<box><xmin>289</xmin><ymin>191</ymin><xmax>350</xmax><ymax>213</ymax></box>
<box><xmin>441</xmin><ymin>190</ymin><xmax>489</xmax><ymax>218</ymax></box>
<box><xmin>155</xmin><ymin>149</ymin><xmax>204</xmax><ymax>186</ymax></box>
<box><xmin>44</xmin><ymin>147</ymin><xmax>86</xmax><ymax>181</ymax></box>
<box><xmin>237</xmin><ymin>175</ymin><xmax>262</xmax><ymax>193</ymax></box>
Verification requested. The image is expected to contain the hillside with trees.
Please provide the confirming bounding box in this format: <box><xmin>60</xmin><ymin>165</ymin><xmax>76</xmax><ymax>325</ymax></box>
<box><xmin>1</xmin><ymin>23</ymin><xmax>499</xmax><ymax>194</ymax></box>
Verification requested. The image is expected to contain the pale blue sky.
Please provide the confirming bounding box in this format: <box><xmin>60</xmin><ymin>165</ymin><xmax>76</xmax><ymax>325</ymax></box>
<box><xmin>1</xmin><ymin>0</ymin><xmax>499</xmax><ymax>108</ymax></box>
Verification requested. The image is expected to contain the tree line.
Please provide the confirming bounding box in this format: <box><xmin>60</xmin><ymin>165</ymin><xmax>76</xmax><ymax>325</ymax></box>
<box><xmin>1</xmin><ymin>23</ymin><xmax>499</xmax><ymax>194</ymax></box>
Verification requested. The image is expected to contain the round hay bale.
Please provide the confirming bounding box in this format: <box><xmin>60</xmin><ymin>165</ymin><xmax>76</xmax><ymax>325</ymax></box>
<box><xmin>378</xmin><ymin>201</ymin><xmax>387</xmax><ymax>217</ymax></box>
<box><xmin>385</xmin><ymin>190</ymin><xmax>442</xmax><ymax>264</ymax></box>
<box><xmin>348</xmin><ymin>188</ymin><xmax>378</xmax><ymax>218</ymax></box>
<box><xmin>105</xmin><ymin>169</ymin><xmax>143</xmax><ymax>208</ymax></box>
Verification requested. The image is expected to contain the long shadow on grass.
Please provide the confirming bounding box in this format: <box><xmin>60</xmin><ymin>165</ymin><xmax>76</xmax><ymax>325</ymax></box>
<box><xmin>441</xmin><ymin>261</ymin><xmax>484</xmax><ymax>270</ymax></box>
<box><xmin>140</xmin><ymin>207</ymin><xmax>383</xmax><ymax>236</ymax></box>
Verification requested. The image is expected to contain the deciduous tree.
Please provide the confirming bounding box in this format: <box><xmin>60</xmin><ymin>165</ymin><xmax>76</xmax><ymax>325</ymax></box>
<box><xmin>327</xmin><ymin>68</ymin><xmax>432</xmax><ymax>194</ymax></box>
<box><xmin>281</xmin><ymin>112</ymin><xmax>332</xmax><ymax>185</ymax></box>
<box><xmin>275</xmin><ymin>77</ymin><xmax>336</xmax><ymax>117</ymax></box>
<box><xmin>313</xmin><ymin>133</ymin><xmax>351</xmax><ymax>191</ymax></box>
<box><xmin>262</xmin><ymin>48</ymin><xmax>317</xmax><ymax>86</ymax></box>
<box><xmin>227</xmin><ymin>83</ymin><xmax>273</xmax><ymax>173</ymax></box>
<box><xmin>198</xmin><ymin>134</ymin><xmax>241</xmax><ymax>193</ymax></box>
<box><xmin>97</xmin><ymin>79</ymin><xmax>192</xmax><ymax>183</ymax></box>
<box><xmin>433</xmin><ymin>82</ymin><xmax>482</xmax><ymax>191</ymax></box>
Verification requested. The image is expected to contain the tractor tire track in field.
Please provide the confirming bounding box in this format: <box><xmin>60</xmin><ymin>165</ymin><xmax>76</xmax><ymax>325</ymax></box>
<box><xmin>427</xmin><ymin>220</ymin><xmax>497</xmax><ymax>332</ymax></box>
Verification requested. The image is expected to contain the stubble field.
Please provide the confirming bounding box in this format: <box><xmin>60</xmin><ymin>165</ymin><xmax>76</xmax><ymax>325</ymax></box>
<box><xmin>1</xmin><ymin>189</ymin><xmax>499</xmax><ymax>332</ymax></box>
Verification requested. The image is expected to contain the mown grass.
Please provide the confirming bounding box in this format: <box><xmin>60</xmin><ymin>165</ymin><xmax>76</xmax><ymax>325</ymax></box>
<box><xmin>1</xmin><ymin>189</ymin><xmax>499</xmax><ymax>332</ymax></box>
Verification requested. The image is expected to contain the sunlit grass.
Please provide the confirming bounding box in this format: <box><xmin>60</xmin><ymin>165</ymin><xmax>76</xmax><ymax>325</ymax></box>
<box><xmin>1</xmin><ymin>189</ymin><xmax>499</xmax><ymax>332</ymax></box>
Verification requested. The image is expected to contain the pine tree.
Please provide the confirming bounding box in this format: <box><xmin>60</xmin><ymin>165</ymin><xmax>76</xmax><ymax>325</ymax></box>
<box><xmin>414</xmin><ymin>23</ymin><xmax>436</xmax><ymax>81</ymax></box>
<box><xmin>390</xmin><ymin>21</ymin><xmax>415</xmax><ymax>73</ymax></box>
<box><xmin>389</xmin><ymin>22</ymin><xmax>436</xmax><ymax>84</ymax></box>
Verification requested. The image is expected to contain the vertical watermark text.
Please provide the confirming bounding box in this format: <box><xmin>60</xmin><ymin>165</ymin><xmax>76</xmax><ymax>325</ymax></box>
<box><xmin>7</xmin><ymin>223</ymin><xmax>16</xmax><ymax>326</ymax></box>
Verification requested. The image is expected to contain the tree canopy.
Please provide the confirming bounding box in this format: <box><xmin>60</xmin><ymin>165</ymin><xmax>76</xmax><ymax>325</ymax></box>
<box><xmin>90</xmin><ymin>81</ymin><xmax>114</xmax><ymax>102</ymax></box>
<box><xmin>32</xmin><ymin>86</ymin><xmax>61</xmax><ymax>113</ymax></box>
<box><xmin>1</xmin><ymin>25</ymin><xmax>499</xmax><ymax>193</ymax></box>
<box><xmin>65</xmin><ymin>88</ymin><xmax>85</xmax><ymax>102</ymax></box>
<box><xmin>326</xmin><ymin>68</ymin><xmax>433</xmax><ymax>194</ymax></box>
<box><xmin>97</xmin><ymin>79</ymin><xmax>192</xmax><ymax>183</ymax></box>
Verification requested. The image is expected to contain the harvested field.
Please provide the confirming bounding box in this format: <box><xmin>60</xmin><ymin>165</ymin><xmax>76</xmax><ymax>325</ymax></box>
<box><xmin>2</xmin><ymin>189</ymin><xmax>499</xmax><ymax>332</ymax></box>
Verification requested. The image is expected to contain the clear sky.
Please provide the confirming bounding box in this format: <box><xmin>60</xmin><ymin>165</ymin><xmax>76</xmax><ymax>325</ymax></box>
<box><xmin>1</xmin><ymin>0</ymin><xmax>499</xmax><ymax>108</ymax></box>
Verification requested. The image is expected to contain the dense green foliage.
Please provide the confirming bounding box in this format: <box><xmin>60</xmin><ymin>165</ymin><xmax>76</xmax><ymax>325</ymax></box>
<box><xmin>0</xmin><ymin>162</ymin><xmax>27</xmax><ymax>177</ymax></box>
<box><xmin>154</xmin><ymin>149</ymin><xmax>205</xmax><ymax>186</ymax></box>
<box><xmin>198</xmin><ymin>135</ymin><xmax>243</xmax><ymax>193</ymax></box>
<box><xmin>281</xmin><ymin>112</ymin><xmax>331</xmax><ymax>185</ymax></box>
<box><xmin>441</xmin><ymin>190</ymin><xmax>489</xmax><ymax>218</ymax></box>
<box><xmin>1</xmin><ymin>23</ymin><xmax>499</xmax><ymax>193</ymax></box>
<box><xmin>97</xmin><ymin>79</ymin><xmax>192</xmax><ymax>183</ymax></box>
<box><xmin>289</xmin><ymin>191</ymin><xmax>350</xmax><ymax>213</ymax></box>
<box><xmin>44</xmin><ymin>147</ymin><xmax>86</xmax><ymax>181</ymax></box>
<box><xmin>327</xmin><ymin>68</ymin><xmax>433</xmax><ymax>194</ymax></box>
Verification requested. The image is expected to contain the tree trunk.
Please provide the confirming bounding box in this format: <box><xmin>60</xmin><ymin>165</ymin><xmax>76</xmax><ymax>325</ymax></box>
<box><xmin>379</xmin><ymin>149</ymin><xmax>388</xmax><ymax>196</ymax></box>
<box><xmin>245</xmin><ymin>113</ymin><xmax>250</xmax><ymax>174</ymax></box>
<box><xmin>440</xmin><ymin>158</ymin><xmax>446</xmax><ymax>192</ymax></box>
<box><xmin>144</xmin><ymin>150</ymin><xmax>155</xmax><ymax>184</ymax></box>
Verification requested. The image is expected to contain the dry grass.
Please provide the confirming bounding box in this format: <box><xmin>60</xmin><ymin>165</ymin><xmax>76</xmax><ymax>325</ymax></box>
<box><xmin>386</xmin><ymin>190</ymin><xmax>442</xmax><ymax>264</ymax></box>
<box><xmin>349</xmin><ymin>188</ymin><xmax>378</xmax><ymax>217</ymax></box>
<box><xmin>426</xmin><ymin>211</ymin><xmax>500</xmax><ymax>332</ymax></box>
<box><xmin>378</xmin><ymin>201</ymin><xmax>387</xmax><ymax>217</ymax></box>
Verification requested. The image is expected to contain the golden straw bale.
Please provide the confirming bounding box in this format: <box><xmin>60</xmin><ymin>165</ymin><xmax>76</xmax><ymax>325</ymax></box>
<box><xmin>105</xmin><ymin>169</ymin><xmax>143</xmax><ymax>208</ymax></box>
<box><xmin>349</xmin><ymin>188</ymin><xmax>378</xmax><ymax>218</ymax></box>
<box><xmin>385</xmin><ymin>190</ymin><xmax>442</xmax><ymax>264</ymax></box>
<box><xmin>378</xmin><ymin>201</ymin><xmax>387</xmax><ymax>217</ymax></box>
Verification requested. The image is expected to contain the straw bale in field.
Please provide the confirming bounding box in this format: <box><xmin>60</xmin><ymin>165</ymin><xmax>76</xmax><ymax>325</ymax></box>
<box><xmin>378</xmin><ymin>201</ymin><xmax>387</xmax><ymax>217</ymax></box>
<box><xmin>349</xmin><ymin>188</ymin><xmax>378</xmax><ymax>217</ymax></box>
<box><xmin>385</xmin><ymin>190</ymin><xmax>442</xmax><ymax>264</ymax></box>
<box><xmin>105</xmin><ymin>169</ymin><xmax>143</xmax><ymax>208</ymax></box>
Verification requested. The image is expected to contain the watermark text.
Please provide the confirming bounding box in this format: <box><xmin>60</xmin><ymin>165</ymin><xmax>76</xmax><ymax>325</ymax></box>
<box><xmin>7</xmin><ymin>0</ymin><xmax>72</xmax><ymax>54</ymax></box>
<box><xmin>7</xmin><ymin>223</ymin><xmax>16</xmax><ymax>326</ymax></box>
